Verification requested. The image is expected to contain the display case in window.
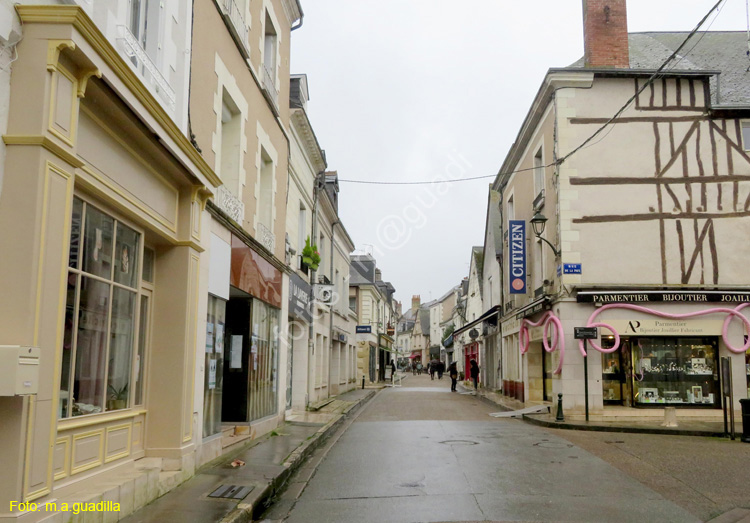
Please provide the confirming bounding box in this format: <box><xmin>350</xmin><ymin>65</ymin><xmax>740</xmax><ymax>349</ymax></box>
<box><xmin>601</xmin><ymin>338</ymin><xmax>624</xmax><ymax>404</ymax></box>
<box><xmin>632</xmin><ymin>337</ymin><xmax>719</xmax><ymax>407</ymax></box>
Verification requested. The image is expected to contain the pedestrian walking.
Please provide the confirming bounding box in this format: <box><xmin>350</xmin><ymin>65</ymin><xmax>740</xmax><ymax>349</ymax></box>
<box><xmin>429</xmin><ymin>360</ymin><xmax>437</xmax><ymax>380</ymax></box>
<box><xmin>470</xmin><ymin>359</ymin><xmax>480</xmax><ymax>392</ymax></box>
<box><xmin>437</xmin><ymin>361</ymin><xmax>445</xmax><ymax>380</ymax></box>
<box><xmin>416</xmin><ymin>362</ymin><xmax>423</xmax><ymax>375</ymax></box>
<box><xmin>391</xmin><ymin>360</ymin><xmax>396</xmax><ymax>383</ymax></box>
<box><xmin>448</xmin><ymin>361</ymin><xmax>458</xmax><ymax>392</ymax></box>
<box><xmin>412</xmin><ymin>362</ymin><xmax>416</xmax><ymax>375</ymax></box>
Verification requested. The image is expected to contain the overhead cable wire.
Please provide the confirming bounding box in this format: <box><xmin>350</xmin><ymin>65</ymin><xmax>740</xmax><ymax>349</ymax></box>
<box><xmin>555</xmin><ymin>0</ymin><xmax>726</xmax><ymax>166</ymax></box>
<box><xmin>339</xmin><ymin>0</ymin><xmax>726</xmax><ymax>186</ymax></box>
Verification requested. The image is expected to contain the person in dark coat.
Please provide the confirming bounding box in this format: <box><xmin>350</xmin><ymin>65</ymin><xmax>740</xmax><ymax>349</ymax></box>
<box><xmin>391</xmin><ymin>360</ymin><xmax>396</xmax><ymax>382</ymax></box>
<box><xmin>448</xmin><ymin>361</ymin><xmax>458</xmax><ymax>392</ymax></box>
<box><xmin>470</xmin><ymin>359</ymin><xmax>480</xmax><ymax>392</ymax></box>
<box><xmin>437</xmin><ymin>360</ymin><xmax>445</xmax><ymax>380</ymax></box>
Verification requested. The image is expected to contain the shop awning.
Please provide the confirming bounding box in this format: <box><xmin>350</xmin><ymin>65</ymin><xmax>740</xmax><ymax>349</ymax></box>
<box><xmin>408</xmin><ymin>352</ymin><xmax>421</xmax><ymax>359</ymax></box>
<box><xmin>514</xmin><ymin>296</ymin><xmax>550</xmax><ymax>319</ymax></box>
<box><xmin>453</xmin><ymin>305</ymin><xmax>501</xmax><ymax>336</ymax></box>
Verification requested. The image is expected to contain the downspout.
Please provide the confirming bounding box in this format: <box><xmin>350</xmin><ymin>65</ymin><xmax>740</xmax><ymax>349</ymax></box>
<box><xmin>328</xmin><ymin>219</ymin><xmax>340</xmax><ymax>398</ymax></box>
<box><xmin>307</xmin><ymin>172</ymin><xmax>322</xmax><ymax>407</ymax></box>
<box><xmin>290</xmin><ymin>1</ymin><xmax>304</xmax><ymax>31</ymax></box>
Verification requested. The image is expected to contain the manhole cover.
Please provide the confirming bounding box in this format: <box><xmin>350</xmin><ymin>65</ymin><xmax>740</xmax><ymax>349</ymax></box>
<box><xmin>440</xmin><ymin>440</ymin><xmax>478</xmax><ymax>446</ymax></box>
<box><xmin>208</xmin><ymin>484</ymin><xmax>254</xmax><ymax>500</ymax></box>
<box><xmin>533</xmin><ymin>441</ymin><xmax>574</xmax><ymax>449</ymax></box>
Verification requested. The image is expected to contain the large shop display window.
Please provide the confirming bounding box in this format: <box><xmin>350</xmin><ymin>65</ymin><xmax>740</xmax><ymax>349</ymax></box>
<box><xmin>249</xmin><ymin>300</ymin><xmax>279</xmax><ymax>422</ymax></box>
<box><xmin>632</xmin><ymin>337</ymin><xmax>719</xmax><ymax>407</ymax></box>
<box><xmin>60</xmin><ymin>197</ymin><xmax>150</xmax><ymax>418</ymax></box>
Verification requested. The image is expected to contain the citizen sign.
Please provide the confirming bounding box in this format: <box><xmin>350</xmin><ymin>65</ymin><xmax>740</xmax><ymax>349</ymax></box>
<box><xmin>509</xmin><ymin>220</ymin><xmax>526</xmax><ymax>294</ymax></box>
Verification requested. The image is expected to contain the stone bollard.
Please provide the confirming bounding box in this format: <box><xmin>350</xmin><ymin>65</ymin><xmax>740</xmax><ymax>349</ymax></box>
<box><xmin>661</xmin><ymin>406</ymin><xmax>678</xmax><ymax>427</ymax></box>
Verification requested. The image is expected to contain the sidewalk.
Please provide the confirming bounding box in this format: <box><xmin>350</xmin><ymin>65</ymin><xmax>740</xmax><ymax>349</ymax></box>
<box><xmin>460</xmin><ymin>383</ymin><xmax>745</xmax><ymax>438</ymax></box>
<box><xmin>120</xmin><ymin>387</ymin><xmax>378</xmax><ymax>523</ymax></box>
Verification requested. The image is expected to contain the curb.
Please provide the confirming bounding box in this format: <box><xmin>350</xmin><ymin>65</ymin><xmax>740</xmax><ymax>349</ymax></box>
<box><xmin>220</xmin><ymin>390</ymin><xmax>377</xmax><ymax>523</ymax></box>
<box><xmin>522</xmin><ymin>413</ymin><xmax>730</xmax><ymax>437</ymax></box>
<box><xmin>465</xmin><ymin>387</ymin><xmax>738</xmax><ymax>438</ymax></box>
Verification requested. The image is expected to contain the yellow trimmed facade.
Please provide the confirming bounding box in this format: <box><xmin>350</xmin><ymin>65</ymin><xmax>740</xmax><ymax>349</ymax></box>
<box><xmin>0</xmin><ymin>6</ymin><xmax>215</xmax><ymax>520</ymax></box>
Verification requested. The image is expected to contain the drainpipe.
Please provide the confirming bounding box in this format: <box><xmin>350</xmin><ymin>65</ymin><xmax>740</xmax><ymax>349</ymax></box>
<box><xmin>291</xmin><ymin>1</ymin><xmax>304</xmax><ymax>31</ymax></box>
<box><xmin>307</xmin><ymin>172</ymin><xmax>322</xmax><ymax>407</ymax></box>
<box><xmin>328</xmin><ymin>219</ymin><xmax>340</xmax><ymax>398</ymax></box>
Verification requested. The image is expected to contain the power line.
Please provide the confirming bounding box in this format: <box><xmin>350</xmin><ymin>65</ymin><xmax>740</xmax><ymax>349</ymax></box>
<box><xmin>339</xmin><ymin>0</ymin><xmax>726</xmax><ymax>186</ymax></box>
<box><xmin>556</xmin><ymin>0</ymin><xmax>726</xmax><ymax>166</ymax></box>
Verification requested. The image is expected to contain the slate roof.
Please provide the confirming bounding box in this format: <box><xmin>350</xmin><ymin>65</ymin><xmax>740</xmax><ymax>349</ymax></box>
<box><xmin>568</xmin><ymin>32</ymin><xmax>750</xmax><ymax>107</ymax></box>
<box><xmin>419</xmin><ymin>307</ymin><xmax>431</xmax><ymax>334</ymax></box>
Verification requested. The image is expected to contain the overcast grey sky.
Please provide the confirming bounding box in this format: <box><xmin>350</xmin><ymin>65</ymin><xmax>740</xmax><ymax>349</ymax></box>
<box><xmin>291</xmin><ymin>0</ymin><xmax>748</xmax><ymax>308</ymax></box>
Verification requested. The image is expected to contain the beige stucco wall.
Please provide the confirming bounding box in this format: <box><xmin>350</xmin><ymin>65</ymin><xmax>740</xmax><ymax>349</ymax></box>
<box><xmin>189</xmin><ymin>0</ymin><xmax>290</xmax><ymax>262</ymax></box>
<box><xmin>558</xmin><ymin>76</ymin><xmax>750</xmax><ymax>287</ymax></box>
<box><xmin>0</xmin><ymin>9</ymin><xmax>212</xmax><ymax>511</ymax></box>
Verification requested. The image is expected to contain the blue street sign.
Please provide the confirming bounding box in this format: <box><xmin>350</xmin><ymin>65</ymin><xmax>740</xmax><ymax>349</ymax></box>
<box><xmin>563</xmin><ymin>263</ymin><xmax>582</xmax><ymax>274</ymax></box>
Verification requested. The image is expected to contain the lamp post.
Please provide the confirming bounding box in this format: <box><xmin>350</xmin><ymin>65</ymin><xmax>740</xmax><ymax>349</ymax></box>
<box><xmin>530</xmin><ymin>212</ymin><xmax>560</xmax><ymax>258</ymax></box>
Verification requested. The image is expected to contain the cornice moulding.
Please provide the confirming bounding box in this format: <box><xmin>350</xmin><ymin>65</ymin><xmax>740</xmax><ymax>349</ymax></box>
<box><xmin>16</xmin><ymin>5</ymin><xmax>222</xmax><ymax>191</ymax></box>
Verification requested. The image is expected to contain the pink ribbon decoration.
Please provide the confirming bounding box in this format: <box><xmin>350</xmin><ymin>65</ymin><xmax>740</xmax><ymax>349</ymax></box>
<box><xmin>578</xmin><ymin>303</ymin><xmax>750</xmax><ymax>357</ymax></box>
<box><xmin>519</xmin><ymin>311</ymin><xmax>565</xmax><ymax>375</ymax></box>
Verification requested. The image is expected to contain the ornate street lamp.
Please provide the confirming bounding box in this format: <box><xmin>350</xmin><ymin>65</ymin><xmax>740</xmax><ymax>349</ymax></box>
<box><xmin>530</xmin><ymin>212</ymin><xmax>560</xmax><ymax>257</ymax></box>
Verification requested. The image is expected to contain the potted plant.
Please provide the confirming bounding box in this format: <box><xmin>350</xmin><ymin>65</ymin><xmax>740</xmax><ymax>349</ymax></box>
<box><xmin>301</xmin><ymin>236</ymin><xmax>321</xmax><ymax>271</ymax></box>
<box><xmin>107</xmin><ymin>384</ymin><xmax>128</xmax><ymax>410</ymax></box>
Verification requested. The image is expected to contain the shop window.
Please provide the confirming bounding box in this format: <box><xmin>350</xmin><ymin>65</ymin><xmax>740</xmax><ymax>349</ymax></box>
<box><xmin>247</xmin><ymin>300</ymin><xmax>279</xmax><ymax>421</ymax></box>
<box><xmin>632</xmin><ymin>337</ymin><xmax>719</xmax><ymax>407</ymax></box>
<box><xmin>142</xmin><ymin>247</ymin><xmax>155</xmax><ymax>283</ymax></box>
<box><xmin>204</xmin><ymin>295</ymin><xmax>226</xmax><ymax>438</ymax></box>
<box><xmin>60</xmin><ymin>197</ymin><xmax>147</xmax><ymax>418</ymax></box>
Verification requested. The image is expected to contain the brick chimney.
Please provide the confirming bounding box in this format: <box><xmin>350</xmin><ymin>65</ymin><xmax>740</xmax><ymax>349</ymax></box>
<box><xmin>583</xmin><ymin>0</ymin><xmax>630</xmax><ymax>68</ymax></box>
<box><xmin>412</xmin><ymin>295</ymin><xmax>421</xmax><ymax>311</ymax></box>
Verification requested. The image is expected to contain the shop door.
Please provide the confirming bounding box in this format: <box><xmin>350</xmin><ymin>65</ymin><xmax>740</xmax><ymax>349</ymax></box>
<box><xmin>222</xmin><ymin>297</ymin><xmax>251</xmax><ymax>422</ymax></box>
<box><xmin>369</xmin><ymin>345</ymin><xmax>376</xmax><ymax>382</ymax></box>
<box><xmin>285</xmin><ymin>320</ymin><xmax>293</xmax><ymax>410</ymax></box>
<box><xmin>601</xmin><ymin>337</ymin><xmax>625</xmax><ymax>405</ymax></box>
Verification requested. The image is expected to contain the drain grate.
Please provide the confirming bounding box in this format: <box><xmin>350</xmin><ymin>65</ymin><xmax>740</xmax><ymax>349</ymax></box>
<box><xmin>208</xmin><ymin>484</ymin><xmax>254</xmax><ymax>500</ymax></box>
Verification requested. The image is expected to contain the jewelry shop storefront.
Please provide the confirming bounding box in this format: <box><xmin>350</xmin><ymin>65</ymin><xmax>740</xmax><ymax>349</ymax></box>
<box><xmin>576</xmin><ymin>291</ymin><xmax>750</xmax><ymax>412</ymax></box>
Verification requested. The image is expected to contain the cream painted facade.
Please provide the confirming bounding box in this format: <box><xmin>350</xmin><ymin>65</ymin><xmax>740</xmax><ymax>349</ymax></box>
<box><xmin>495</xmin><ymin>66</ymin><xmax>750</xmax><ymax>420</ymax></box>
<box><xmin>189</xmin><ymin>0</ymin><xmax>302</xmax><ymax>470</ymax></box>
<box><xmin>352</xmin><ymin>283</ymin><xmax>381</xmax><ymax>383</ymax></box>
<box><xmin>285</xmin><ymin>74</ymin><xmax>321</xmax><ymax>411</ymax></box>
<box><xmin>0</xmin><ymin>4</ymin><xmax>220</xmax><ymax>520</ymax></box>
<box><xmin>310</xmin><ymin>175</ymin><xmax>357</xmax><ymax>403</ymax></box>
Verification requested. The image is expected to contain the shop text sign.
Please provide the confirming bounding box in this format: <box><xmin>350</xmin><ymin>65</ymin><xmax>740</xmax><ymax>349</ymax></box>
<box><xmin>577</xmin><ymin>291</ymin><xmax>750</xmax><ymax>303</ymax></box>
<box><xmin>604</xmin><ymin>319</ymin><xmax>724</xmax><ymax>336</ymax></box>
<box><xmin>508</xmin><ymin>220</ymin><xmax>526</xmax><ymax>294</ymax></box>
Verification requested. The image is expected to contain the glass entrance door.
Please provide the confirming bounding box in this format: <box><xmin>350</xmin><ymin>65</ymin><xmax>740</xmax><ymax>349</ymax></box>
<box><xmin>602</xmin><ymin>337</ymin><xmax>624</xmax><ymax>404</ymax></box>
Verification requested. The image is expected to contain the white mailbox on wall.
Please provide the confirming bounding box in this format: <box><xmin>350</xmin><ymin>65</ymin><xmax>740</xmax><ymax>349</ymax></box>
<box><xmin>0</xmin><ymin>346</ymin><xmax>40</xmax><ymax>396</ymax></box>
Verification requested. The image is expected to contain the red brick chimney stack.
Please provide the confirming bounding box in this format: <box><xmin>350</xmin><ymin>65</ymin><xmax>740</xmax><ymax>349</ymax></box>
<box><xmin>412</xmin><ymin>295</ymin><xmax>421</xmax><ymax>311</ymax></box>
<box><xmin>583</xmin><ymin>0</ymin><xmax>630</xmax><ymax>68</ymax></box>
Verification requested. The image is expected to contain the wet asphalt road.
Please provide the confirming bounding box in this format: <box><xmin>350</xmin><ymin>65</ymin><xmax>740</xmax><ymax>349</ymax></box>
<box><xmin>260</xmin><ymin>374</ymin><xmax>700</xmax><ymax>523</ymax></box>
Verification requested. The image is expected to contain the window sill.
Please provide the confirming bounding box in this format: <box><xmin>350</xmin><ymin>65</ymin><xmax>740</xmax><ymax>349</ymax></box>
<box><xmin>58</xmin><ymin>408</ymin><xmax>147</xmax><ymax>431</ymax></box>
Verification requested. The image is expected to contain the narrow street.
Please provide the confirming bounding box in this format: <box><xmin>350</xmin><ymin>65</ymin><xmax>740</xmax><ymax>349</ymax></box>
<box><xmin>259</xmin><ymin>374</ymin><xmax>707</xmax><ymax>523</ymax></box>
